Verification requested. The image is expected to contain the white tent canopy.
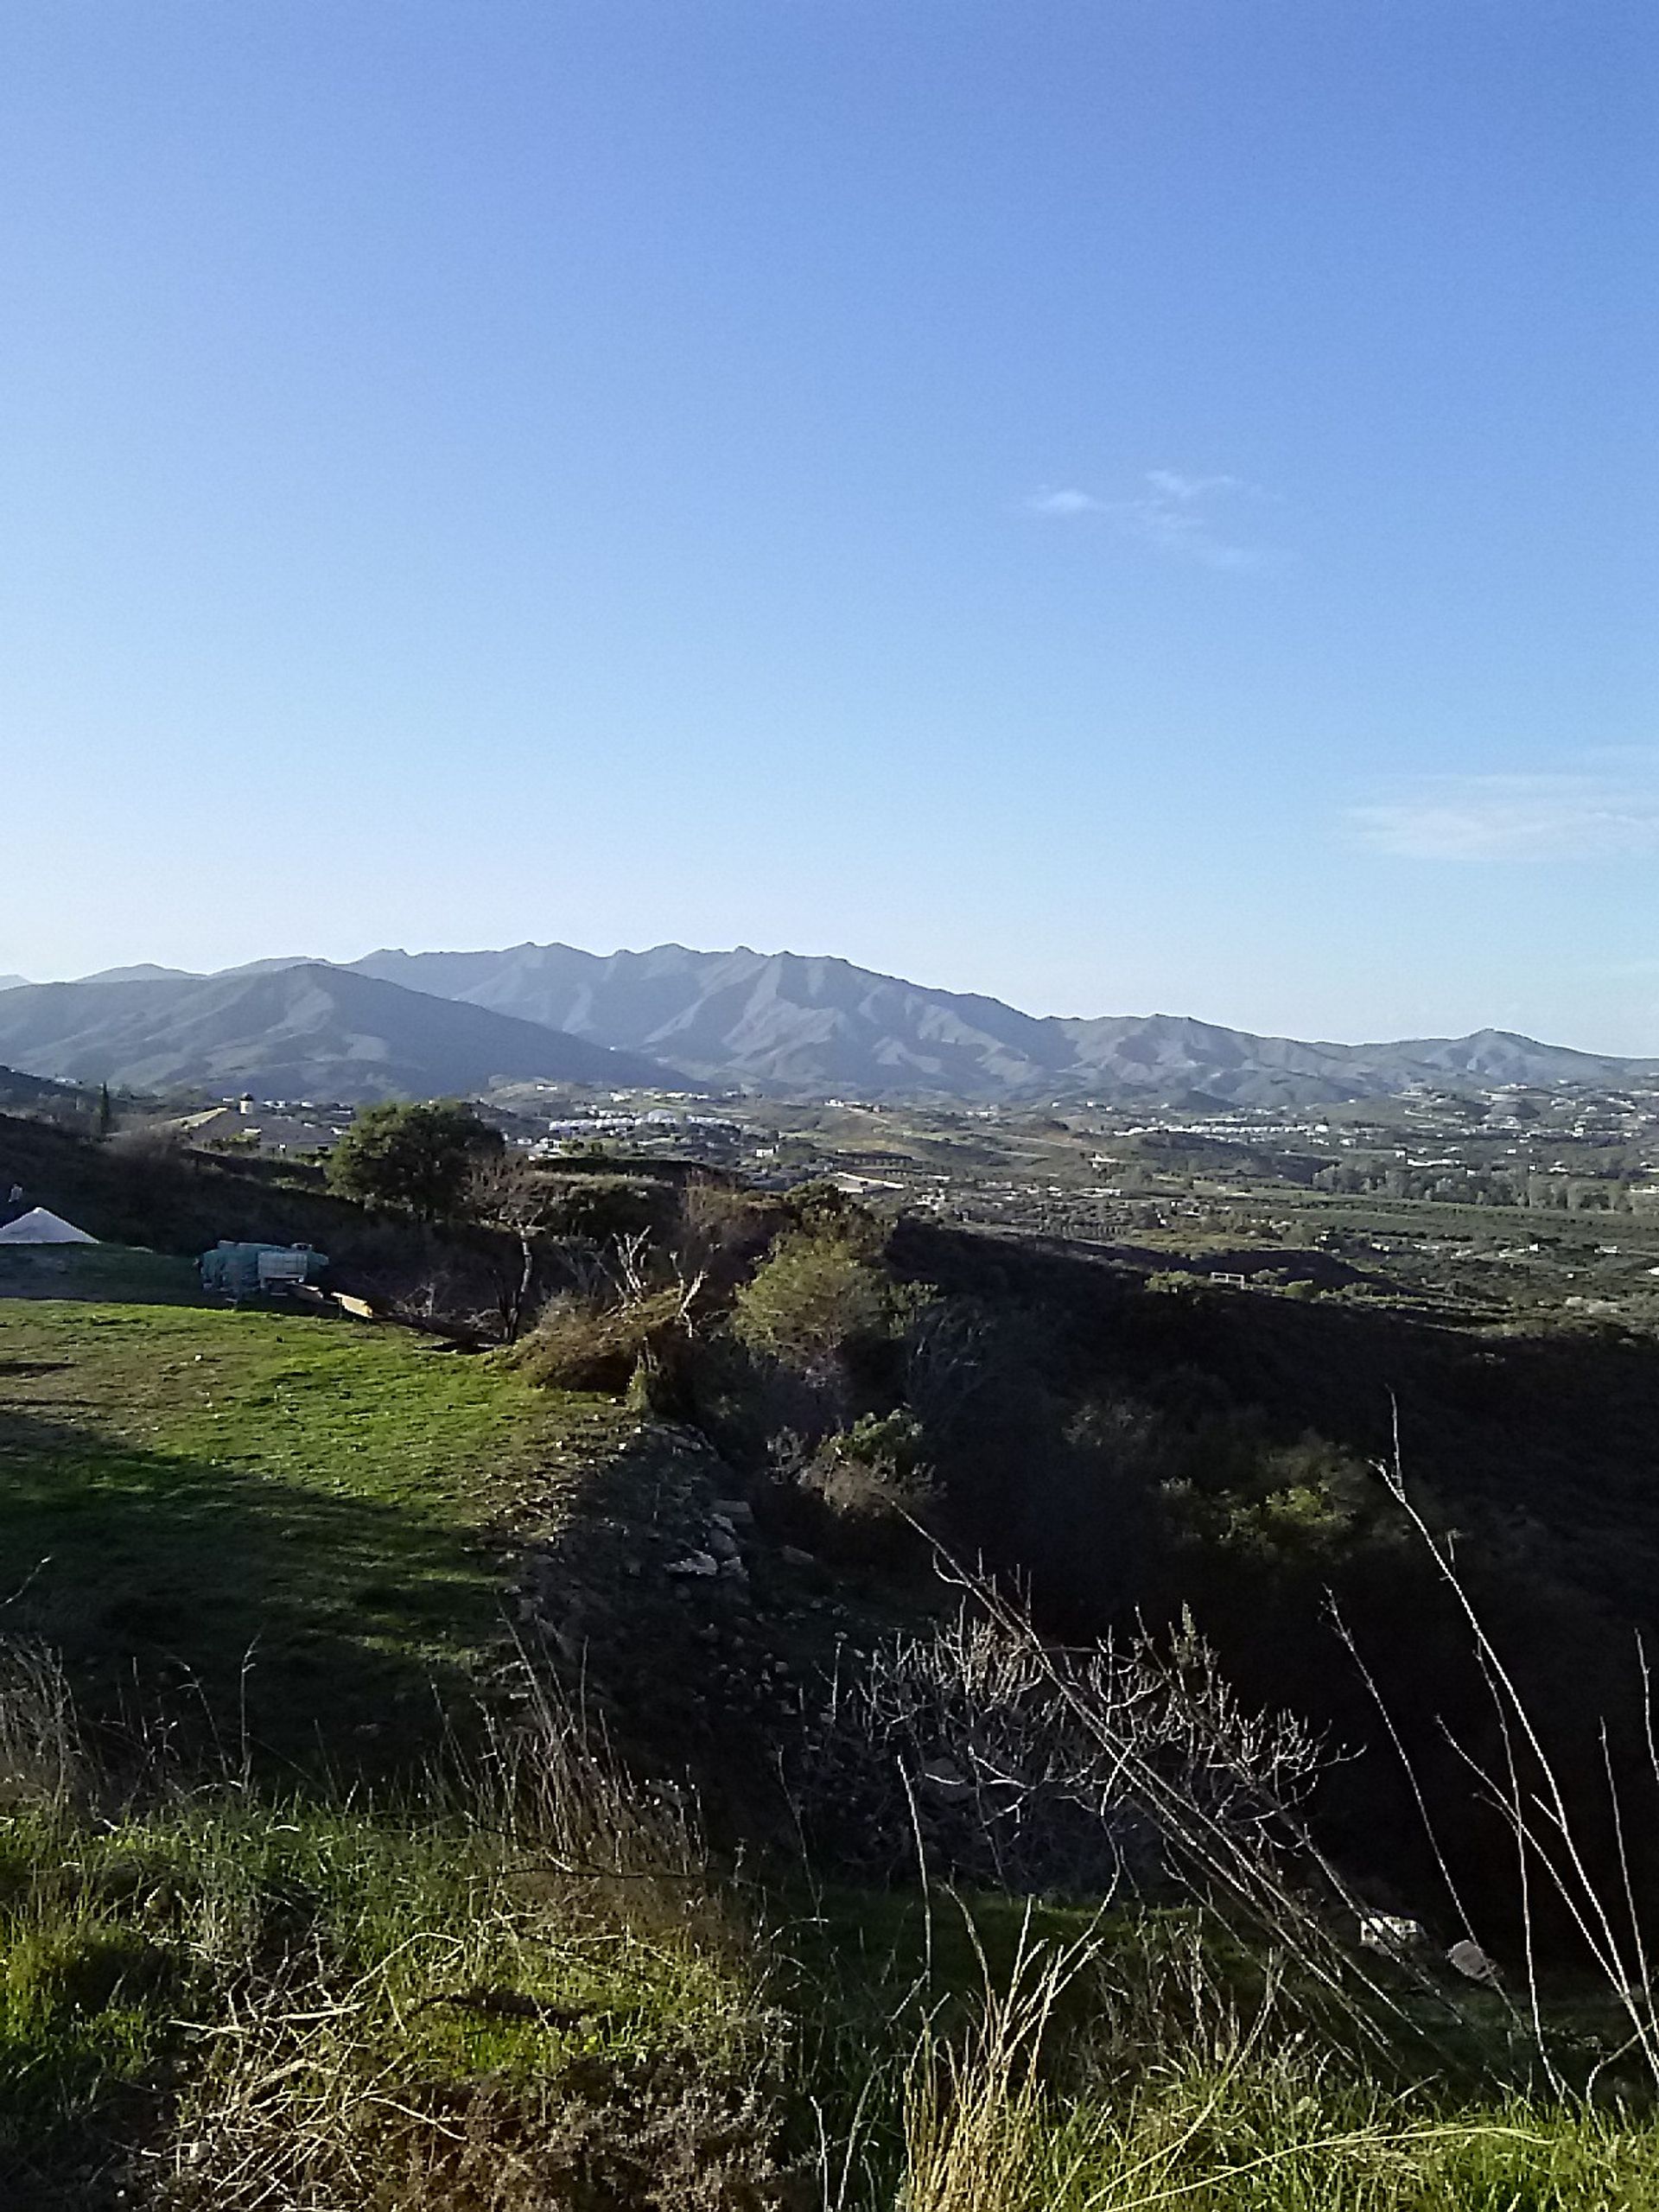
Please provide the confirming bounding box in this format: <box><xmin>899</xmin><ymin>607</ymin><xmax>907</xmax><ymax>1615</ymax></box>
<box><xmin>0</xmin><ymin>1208</ymin><xmax>99</xmax><ymax>1244</ymax></box>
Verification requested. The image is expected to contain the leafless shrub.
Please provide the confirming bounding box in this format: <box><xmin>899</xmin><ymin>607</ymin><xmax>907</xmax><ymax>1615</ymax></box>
<box><xmin>382</xmin><ymin>1261</ymin><xmax>499</xmax><ymax>1340</ymax></box>
<box><xmin>466</xmin><ymin>1152</ymin><xmax>564</xmax><ymax>1343</ymax></box>
<box><xmin>793</xmin><ymin>1605</ymin><xmax>1321</xmax><ymax>1896</ymax></box>
<box><xmin>514</xmin><ymin>1230</ymin><xmax>706</xmax><ymax>1392</ymax></box>
<box><xmin>931</xmin><ymin>1556</ymin><xmax>1611</xmax><ymax>2078</ymax></box>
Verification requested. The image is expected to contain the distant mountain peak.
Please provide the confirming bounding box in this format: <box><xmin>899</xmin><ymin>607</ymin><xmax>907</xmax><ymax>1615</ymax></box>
<box><xmin>79</xmin><ymin>962</ymin><xmax>200</xmax><ymax>985</ymax></box>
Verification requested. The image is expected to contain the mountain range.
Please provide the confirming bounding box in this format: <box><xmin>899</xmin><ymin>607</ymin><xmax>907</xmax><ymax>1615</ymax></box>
<box><xmin>0</xmin><ymin>944</ymin><xmax>1651</xmax><ymax>1106</ymax></box>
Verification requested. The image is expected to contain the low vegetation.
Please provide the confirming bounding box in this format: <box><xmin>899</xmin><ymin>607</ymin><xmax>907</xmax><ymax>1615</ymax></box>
<box><xmin>0</xmin><ymin>1656</ymin><xmax>779</xmax><ymax>2209</ymax></box>
<box><xmin>9</xmin><ymin>1620</ymin><xmax>1659</xmax><ymax>2209</ymax></box>
<box><xmin>8</xmin><ymin>1114</ymin><xmax>1659</xmax><ymax>2204</ymax></box>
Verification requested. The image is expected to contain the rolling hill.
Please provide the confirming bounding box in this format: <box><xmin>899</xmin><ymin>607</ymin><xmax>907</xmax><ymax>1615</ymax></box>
<box><xmin>0</xmin><ymin>963</ymin><xmax>671</xmax><ymax>1101</ymax></box>
<box><xmin>0</xmin><ymin>1064</ymin><xmax>87</xmax><ymax>1116</ymax></box>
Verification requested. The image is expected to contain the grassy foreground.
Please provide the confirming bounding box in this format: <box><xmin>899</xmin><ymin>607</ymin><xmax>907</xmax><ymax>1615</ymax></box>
<box><xmin>10</xmin><ymin>1764</ymin><xmax>1659</xmax><ymax>2209</ymax></box>
<box><xmin>4</xmin><ymin>1295</ymin><xmax>1659</xmax><ymax>2206</ymax></box>
<box><xmin>0</xmin><ymin>1298</ymin><xmax>583</xmax><ymax>1769</ymax></box>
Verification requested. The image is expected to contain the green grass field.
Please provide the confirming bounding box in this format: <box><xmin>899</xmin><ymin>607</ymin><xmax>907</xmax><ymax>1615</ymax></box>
<box><xmin>0</xmin><ymin>1299</ymin><xmax>590</xmax><ymax>1771</ymax></box>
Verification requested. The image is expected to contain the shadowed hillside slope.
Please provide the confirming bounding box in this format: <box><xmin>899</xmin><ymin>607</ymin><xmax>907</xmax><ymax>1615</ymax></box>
<box><xmin>880</xmin><ymin>1217</ymin><xmax>1659</xmax><ymax>1937</ymax></box>
<box><xmin>0</xmin><ymin>963</ymin><xmax>672</xmax><ymax>1101</ymax></box>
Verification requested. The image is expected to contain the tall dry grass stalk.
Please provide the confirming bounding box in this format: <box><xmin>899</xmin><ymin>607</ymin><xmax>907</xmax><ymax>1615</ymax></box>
<box><xmin>0</xmin><ymin>1634</ymin><xmax>80</xmax><ymax>1813</ymax></box>
<box><xmin>469</xmin><ymin>1650</ymin><xmax>709</xmax><ymax>1891</ymax></box>
<box><xmin>1344</xmin><ymin>1422</ymin><xmax>1659</xmax><ymax>2098</ymax></box>
<box><xmin>896</xmin><ymin>1915</ymin><xmax>1099</xmax><ymax>2212</ymax></box>
<box><xmin>880</xmin><ymin>1923</ymin><xmax>1615</xmax><ymax>2212</ymax></box>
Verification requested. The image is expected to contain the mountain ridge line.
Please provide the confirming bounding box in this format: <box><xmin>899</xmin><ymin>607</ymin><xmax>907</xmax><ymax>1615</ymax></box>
<box><xmin>0</xmin><ymin>942</ymin><xmax>1650</xmax><ymax>1105</ymax></box>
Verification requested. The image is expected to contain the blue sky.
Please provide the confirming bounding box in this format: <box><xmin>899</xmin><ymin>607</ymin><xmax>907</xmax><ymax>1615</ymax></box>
<box><xmin>2</xmin><ymin>2</ymin><xmax>1654</xmax><ymax>1048</ymax></box>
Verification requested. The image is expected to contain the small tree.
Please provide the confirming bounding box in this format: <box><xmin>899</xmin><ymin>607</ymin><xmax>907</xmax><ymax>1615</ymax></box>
<box><xmin>95</xmin><ymin>1083</ymin><xmax>115</xmax><ymax>1139</ymax></box>
<box><xmin>327</xmin><ymin>1099</ymin><xmax>503</xmax><ymax>1224</ymax></box>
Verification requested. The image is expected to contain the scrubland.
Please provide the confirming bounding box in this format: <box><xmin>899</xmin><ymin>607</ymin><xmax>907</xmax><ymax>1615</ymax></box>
<box><xmin>6</xmin><ymin>1128</ymin><xmax>1659</xmax><ymax>2204</ymax></box>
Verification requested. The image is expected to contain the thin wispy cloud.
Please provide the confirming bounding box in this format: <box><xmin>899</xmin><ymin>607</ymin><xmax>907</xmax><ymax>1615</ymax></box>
<box><xmin>1021</xmin><ymin>469</ymin><xmax>1282</xmax><ymax>571</ymax></box>
<box><xmin>1024</xmin><ymin>487</ymin><xmax>1104</xmax><ymax>517</ymax></box>
<box><xmin>1349</xmin><ymin>766</ymin><xmax>1659</xmax><ymax>861</ymax></box>
<box><xmin>1143</xmin><ymin>469</ymin><xmax>1245</xmax><ymax>502</ymax></box>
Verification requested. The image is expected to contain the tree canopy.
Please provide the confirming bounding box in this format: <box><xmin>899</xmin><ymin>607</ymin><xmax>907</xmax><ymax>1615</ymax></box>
<box><xmin>327</xmin><ymin>1099</ymin><xmax>503</xmax><ymax>1223</ymax></box>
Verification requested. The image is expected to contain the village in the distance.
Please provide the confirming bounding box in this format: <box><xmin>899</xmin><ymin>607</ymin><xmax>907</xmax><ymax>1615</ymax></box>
<box><xmin>143</xmin><ymin>1068</ymin><xmax>1659</xmax><ymax>1332</ymax></box>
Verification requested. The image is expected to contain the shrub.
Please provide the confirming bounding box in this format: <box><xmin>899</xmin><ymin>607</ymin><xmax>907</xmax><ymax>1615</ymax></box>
<box><xmin>792</xmin><ymin>1609</ymin><xmax>1320</xmax><ymax>1892</ymax></box>
<box><xmin>730</xmin><ymin>1231</ymin><xmax>892</xmax><ymax>1375</ymax></box>
<box><xmin>796</xmin><ymin>1412</ymin><xmax>940</xmax><ymax>1565</ymax></box>
<box><xmin>785</xmin><ymin>1179</ymin><xmax>882</xmax><ymax>1244</ymax></box>
<box><xmin>1145</xmin><ymin>1268</ymin><xmax>1208</xmax><ymax>1297</ymax></box>
<box><xmin>515</xmin><ymin>1287</ymin><xmax>690</xmax><ymax>1394</ymax></box>
<box><xmin>674</xmin><ymin>1178</ymin><xmax>780</xmax><ymax>1284</ymax></box>
<box><xmin>105</xmin><ymin>1123</ymin><xmax>187</xmax><ymax>1165</ymax></box>
<box><xmin>544</xmin><ymin>1173</ymin><xmax>665</xmax><ymax>1243</ymax></box>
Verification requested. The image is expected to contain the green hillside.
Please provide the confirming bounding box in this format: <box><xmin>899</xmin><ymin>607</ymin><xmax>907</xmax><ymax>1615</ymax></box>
<box><xmin>0</xmin><ymin>1301</ymin><xmax>570</xmax><ymax>1769</ymax></box>
<box><xmin>5</xmin><ymin>1133</ymin><xmax>1659</xmax><ymax>2205</ymax></box>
